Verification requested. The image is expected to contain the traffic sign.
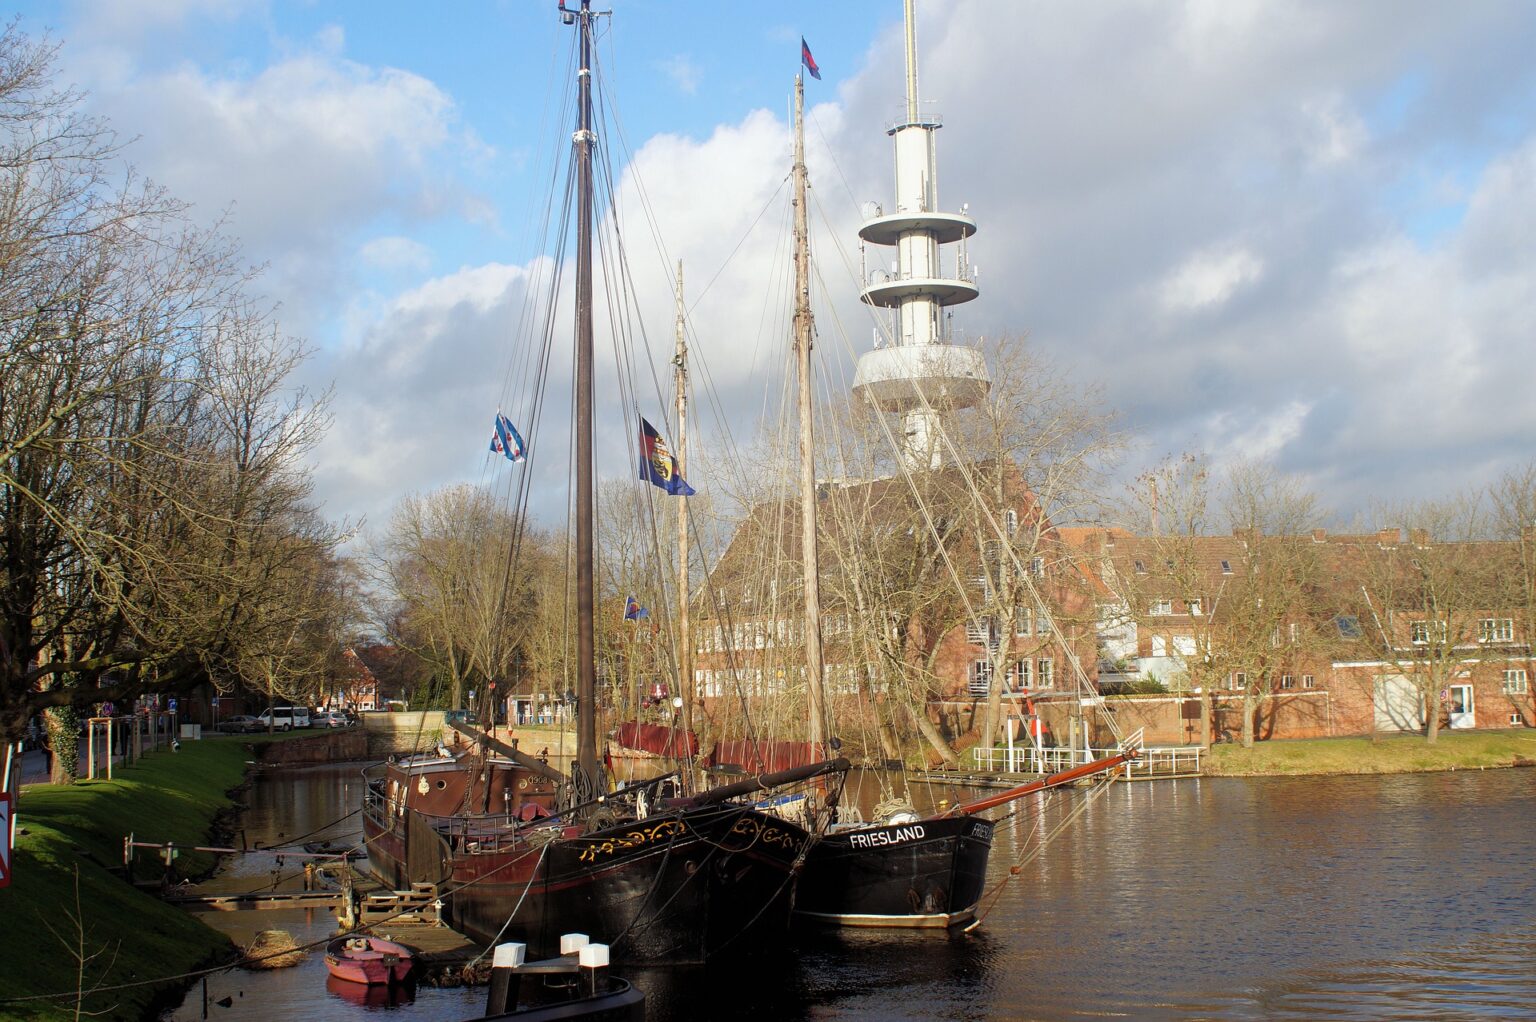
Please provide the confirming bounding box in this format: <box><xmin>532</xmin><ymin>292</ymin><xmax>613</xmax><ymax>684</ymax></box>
<box><xmin>1</xmin><ymin>792</ymin><xmax>12</xmax><ymax>888</ymax></box>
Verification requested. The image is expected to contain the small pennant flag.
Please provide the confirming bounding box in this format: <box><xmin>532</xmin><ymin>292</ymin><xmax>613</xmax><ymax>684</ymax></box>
<box><xmin>490</xmin><ymin>411</ymin><xmax>526</xmax><ymax>462</ymax></box>
<box><xmin>801</xmin><ymin>37</ymin><xmax>821</xmax><ymax>81</ymax></box>
<box><xmin>624</xmin><ymin>595</ymin><xmax>650</xmax><ymax>621</ymax></box>
<box><xmin>639</xmin><ymin>417</ymin><xmax>695</xmax><ymax>496</ymax></box>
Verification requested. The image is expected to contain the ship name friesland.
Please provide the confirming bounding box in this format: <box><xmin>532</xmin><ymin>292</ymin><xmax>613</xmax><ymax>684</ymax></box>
<box><xmin>847</xmin><ymin>824</ymin><xmax>927</xmax><ymax>849</ymax></box>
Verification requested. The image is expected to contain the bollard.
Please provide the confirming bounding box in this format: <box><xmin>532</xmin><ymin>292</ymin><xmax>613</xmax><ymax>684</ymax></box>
<box><xmin>578</xmin><ymin>942</ymin><xmax>610</xmax><ymax>997</ymax></box>
<box><xmin>559</xmin><ymin>933</ymin><xmax>589</xmax><ymax>955</ymax></box>
<box><xmin>484</xmin><ymin>942</ymin><xmax>526</xmax><ymax>1015</ymax></box>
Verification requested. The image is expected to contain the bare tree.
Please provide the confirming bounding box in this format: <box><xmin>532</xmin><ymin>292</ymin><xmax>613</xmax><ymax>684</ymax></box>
<box><xmin>1353</xmin><ymin>496</ymin><xmax>1503</xmax><ymax>743</ymax></box>
<box><xmin>0</xmin><ymin>27</ymin><xmax>346</xmax><ymax>752</ymax></box>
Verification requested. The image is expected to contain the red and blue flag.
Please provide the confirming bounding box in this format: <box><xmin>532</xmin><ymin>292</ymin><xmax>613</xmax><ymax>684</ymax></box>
<box><xmin>801</xmin><ymin>37</ymin><xmax>821</xmax><ymax>81</ymax></box>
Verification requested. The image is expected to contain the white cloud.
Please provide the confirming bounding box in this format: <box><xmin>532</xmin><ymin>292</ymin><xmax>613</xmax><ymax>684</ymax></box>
<box><xmin>359</xmin><ymin>236</ymin><xmax>432</xmax><ymax>273</ymax></box>
<box><xmin>656</xmin><ymin>55</ymin><xmax>700</xmax><ymax>96</ymax></box>
<box><xmin>1159</xmin><ymin>247</ymin><xmax>1265</xmax><ymax>313</ymax></box>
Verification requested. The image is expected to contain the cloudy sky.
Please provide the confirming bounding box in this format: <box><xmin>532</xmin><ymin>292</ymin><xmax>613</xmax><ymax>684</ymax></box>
<box><xmin>15</xmin><ymin>0</ymin><xmax>1536</xmax><ymax>535</ymax></box>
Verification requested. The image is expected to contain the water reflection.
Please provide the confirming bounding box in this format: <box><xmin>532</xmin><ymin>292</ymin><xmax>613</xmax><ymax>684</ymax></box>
<box><xmin>170</xmin><ymin>763</ymin><xmax>1536</xmax><ymax>1021</ymax></box>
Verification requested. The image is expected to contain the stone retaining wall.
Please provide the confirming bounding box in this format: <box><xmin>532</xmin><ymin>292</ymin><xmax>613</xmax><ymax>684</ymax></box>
<box><xmin>255</xmin><ymin>729</ymin><xmax>369</xmax><ymax>764</ymax></box>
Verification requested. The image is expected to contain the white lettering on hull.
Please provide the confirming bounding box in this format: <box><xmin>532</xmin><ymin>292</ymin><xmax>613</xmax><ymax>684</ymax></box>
<box><xmin>846</xmin><ymin>824</ymin><xmax>928</xmax><ymax>849</ymax></box>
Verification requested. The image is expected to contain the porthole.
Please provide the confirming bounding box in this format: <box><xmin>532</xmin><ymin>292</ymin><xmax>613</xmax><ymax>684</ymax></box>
<box><xmin>436</xmin><ymin>779</ymin><xmax>447</xmax><ymax>790</ymax></box>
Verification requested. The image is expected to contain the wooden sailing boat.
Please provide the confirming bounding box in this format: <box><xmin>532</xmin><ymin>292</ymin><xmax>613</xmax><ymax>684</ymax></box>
<box><xmin>362</xmin><ymin>0</ymin><xmax>846</xmax><ymax>964</ymax></box>
<box><xmin>772</xmin><ymin>3</ymin><xmax>1137</xmax><ymax>929</ymax></box>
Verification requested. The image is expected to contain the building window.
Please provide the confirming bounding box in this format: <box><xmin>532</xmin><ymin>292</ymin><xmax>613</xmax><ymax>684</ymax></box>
<box><xmin>1036</xmin><ymin>609</ymin><xmax>1052</xmax><ymax>635</ymax></box>
<box><xmin>1512</xmin><ymin>713</ymin><xmax>1526</xmax><ymax>726</ymax></box>
<box><xmin>1173</xmin><ymin>635</ymin><xmax>1196</xmax><ymax>656</ymax></box>
<box><xmin>1480</xmin><ymin>619</ymin><xmax>1514</xmax><ymax>643</ymax></box>
<box><xmin>1503</xmin><ymin>669</ymin><xmax>1529</xmax><ymax>695</ymax></box>
<box><xmin>1336</xmin><ymin>615</ymin><xmax>1362</xmax><ymax>639</ymax></box>
<box><xmin>1230</xmin><ymin>672</ymin><xmax>1246</xmax><ymax>691</ymax></box>
<box><xmin>1303</xmin><ymin>674</ymin><xmax>1316</xmax><ymax>689</ymax></box>
<box><xmin>1220</xmin><ymin>560</ymin><xmax>1233</xmax><ymax>574</ymax></box>
<box><xmin>1151</xmin><ymin>635</ymin><xmax>1167</xmax><ymax>657</ymax></box>
<box><xmin>1134</xmin><ymin>560</ymin><xmax>1146</xmax><ymax>573</ymax></box>
<box><xmin>1003</xmin><ymin>508</ymin><xmax>1018</xmax><ymax>537</ymax></box>
<box><xmin>1288</xmin><ymin>622</ymin><xmax>1300</xmax><ymax>643</ymax></box>
<box><xmin>1014</xmin><ymin>606</ymin><xmax>1032</xmax><ymax>636</ymax></box>
<box><xmin>1030</xmin><ymin>556</ymin><xmax>1045</xmax><ymax>577</ymax></box>
<box><xmin>1007</xmin><ymin>659</ymin><xmax>1031</xmax><ymax>688</ymax></box>
<box><xmin>1188</xmin><ymin>598</ymin><xmax>1202</xmax><ymax>616</ymax></box>
<box><xmin>1410</xmin><ymin>620</ymin><xmax>1446</xmax><ymax>645</ymax></box>
<box><xmin>1280</xmin><ymin>674</ymin><xmax>1295</xmax><ymax>690</ymax></box>
<box><xmin>968</xmin><ymin>660</ymin><xmax>993</xmax><ymax>695</ymax></box>
<box><xmin>1036</xmin><ymin>658</ymin><xmax>1054</xmax><ymax>687</ymax></box>
<box><xmin>1151</xmin><ymin>599</ymin><xmax>1173</xmax><ymax>616</ymax></box>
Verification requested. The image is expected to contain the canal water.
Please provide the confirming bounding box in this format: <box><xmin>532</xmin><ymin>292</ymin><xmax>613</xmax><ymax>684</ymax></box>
<box><xmin>165</xmin><ymin>763</ymin><xmax>1536</xmax><ymax>1021</ymax></box>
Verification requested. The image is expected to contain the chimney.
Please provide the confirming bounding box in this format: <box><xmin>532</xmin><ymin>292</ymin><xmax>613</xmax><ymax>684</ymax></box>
<box><xmin>1409</xmin><ymin>528</ymin><xmax>1429</xmax><ymax>547</ymax></box>
<box><xmin>1377</xmin><ymin>527</ymin><xmax>1400</xmax><ymax>547</ymax></box>
<box><xmin>1312</xmin><ymin>528</ymin><xmax>1327</xmax><ymax>543</ymax></box>
<box><xmin>1103</xmin><ymin>529</ymin><xmax>1116</xmax><ymax>548</ymax></box>
<box><xmin>1523</xmin><ymin>524</ymin><xmax>1535</xmax><ymax>546</ymax></box>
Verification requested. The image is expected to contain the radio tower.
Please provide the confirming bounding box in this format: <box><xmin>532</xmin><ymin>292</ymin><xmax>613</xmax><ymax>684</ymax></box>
<box><xmin>852</xmin><ymin>0</ymin><xmax>989</xmax><ymax>470</ymax></box>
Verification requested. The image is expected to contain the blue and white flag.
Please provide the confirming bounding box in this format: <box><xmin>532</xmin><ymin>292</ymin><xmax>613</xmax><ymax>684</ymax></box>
<box><xmin>490</xmin><ymin>412</ymin><xmax>526</xmax><ymax>463</ymax></box>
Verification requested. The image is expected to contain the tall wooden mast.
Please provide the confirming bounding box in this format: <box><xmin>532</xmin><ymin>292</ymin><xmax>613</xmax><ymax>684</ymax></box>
<box><xmin>570</xmin><ymin>0</ymin><xmax>601</xmax><ymax>796</ymax></box>
<box><xmin>793</xmin><ymin>74</ymin><xmax>829</xmax><ymax>749</ymax></box>
<box><xmin>673</xmin><ymin>261</ymin><xmax>694</xmax><ymax>740</ymax></box>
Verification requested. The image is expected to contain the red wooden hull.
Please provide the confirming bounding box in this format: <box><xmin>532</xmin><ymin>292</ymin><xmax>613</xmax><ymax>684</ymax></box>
<box><xmin>324</xmin><ymin>937</ymin><xmax>414</xmax><ymax>986</ymax></box>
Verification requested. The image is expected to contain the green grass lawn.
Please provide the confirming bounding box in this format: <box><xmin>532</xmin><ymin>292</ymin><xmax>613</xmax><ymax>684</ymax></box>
<box><xmin>0</xmin><ymin>736</ymin><xmax>292</xmax><ymax>1021</ymax></box>
<box><xmin>1205</xmin><ymin>729</ymin><xmax>1536</xmax><ymax>776</ymax></box>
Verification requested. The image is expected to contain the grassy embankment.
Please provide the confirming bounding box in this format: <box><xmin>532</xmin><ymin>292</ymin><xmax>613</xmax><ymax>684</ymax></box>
<box><xmin>1205</xmin><ymin>729</ymin><xmax>1536</xmax><ymax>776</ymax></box>
<box><xmin>0</xmin><ymin>734</ymin><xmax>301</xmax><ymax>1021</ymax></box>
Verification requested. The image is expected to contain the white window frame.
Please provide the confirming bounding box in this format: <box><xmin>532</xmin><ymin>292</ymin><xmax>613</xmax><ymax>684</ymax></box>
<box><xmin>1410</xmin><ymin>620</ymin><xmax>1446</xmax><ymax>645</ymax></box>
<box><xmin>1003</xmin><ymin>508</ymin><xmax>1019</xmax><ymax>537</ymax></box>
<box><xmin>1231</xmin><ymin>671</ymin><xmax>1246</xmax><ymax>691</ymax></box>
<box><xmin>1015</xmin><ymin>606</ymin><xmax>1032</xmax><ymax>637</ymax></box>
<box><xmin>1480</xmin><ymin>618</ymin><xmax>1514</xmax><ymax>643</ymax></box>
<box><xmin>1151</xmin><ymin>599</ymin><xmax>1173</xmax><ymax>616</ymax></box>
<box><xmin>1188</xmin><ymin>598</ymin><xmax>1203</xmax><ymax>616</ymax></box>
<box><xmin>1280</xmin><ymin>674</ymin><xmax>1294</xmax><ymax>690</ymax></box>
<box><xmin>1006</xmin><ymin>658</ymin><xmax>1031</xmax><ymax>688</ymax></box>
<box><xmin>1036</xmin><ymin>658</ymin><xmax>1054</xmax><ymax>687</ymax></box>
<box><xmin>969</xmin><ymin>659</ymin><xmax>993</xmax><ymax>695</ymax></box>
<box><xmin>1502</xmin><ymin>669</ymin><xmax>1529</xmax><ymax>695</ymax></box>
<box><xmin>1303</xmin><ymin>674</ymin><xmax>1316</xmax><ymax>689</ymax></box>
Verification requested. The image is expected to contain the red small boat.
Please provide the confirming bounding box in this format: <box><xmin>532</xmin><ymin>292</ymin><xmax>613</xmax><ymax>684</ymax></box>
<box><xmin>324</xmin><ymin>936</ymin><xmax>414</xmax><ymax>986</ymax></box>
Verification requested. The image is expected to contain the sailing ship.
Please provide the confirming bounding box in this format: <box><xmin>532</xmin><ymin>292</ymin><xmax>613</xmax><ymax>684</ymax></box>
<box><xmin>718</xmin><ymin>0</ymin><xmax>1139</xmax><ymax>929</ymax></box>
<box><xmin>362</xmin><ymin>0</ymin><xmax>846</xmax><ymax>965</ymax></box>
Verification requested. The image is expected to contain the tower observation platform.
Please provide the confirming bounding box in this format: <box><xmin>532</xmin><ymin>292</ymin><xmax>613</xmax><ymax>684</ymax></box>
<box><xmin>851</xmin><ymin>1</ymin><xmax>990</xmax><ymax>469</ymax></box>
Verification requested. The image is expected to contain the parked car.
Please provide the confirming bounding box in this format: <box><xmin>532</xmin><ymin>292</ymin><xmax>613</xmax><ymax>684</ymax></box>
<box><xmin>314</xmin><ymin>710</ymin><xmax>350</xmax><ymax>728</ymax></box>
<box><xmin>218</xmin><ymin>715</ymin><xmax>264</xmax><ymax>734</ymax></box>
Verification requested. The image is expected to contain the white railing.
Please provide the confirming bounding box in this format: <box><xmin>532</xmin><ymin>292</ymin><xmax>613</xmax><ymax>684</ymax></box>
<box><xmin>970</xmin><ymin>741</ymin><xmax>1201</xmax><ymax>779</ymax></box>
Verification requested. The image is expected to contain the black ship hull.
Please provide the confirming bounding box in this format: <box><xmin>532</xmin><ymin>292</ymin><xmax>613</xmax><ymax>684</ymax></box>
<box><xmin>364</xmin><ymin>796</ymin><xmax>809</xmax><ymax>964</ymax></box>
<box><xmin>794</xmin><ymin>815</ymin><xmax>994</xmax><ymax>928</ymax></box>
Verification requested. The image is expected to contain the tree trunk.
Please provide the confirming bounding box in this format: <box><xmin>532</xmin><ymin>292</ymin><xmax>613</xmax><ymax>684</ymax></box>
<box><xmin>1425</xmin><ymin>689</ymin><xmax>1442</xmax><ymax>744</ymax></box>
<box><xmin>910</xmin><ymin>700</ymin><xmax>961</xmax><ymax>769</ymax></box>
<box><xmin>1199</xmin><ymin>687</ymin><xmax>1212</xmax><ymax>748</ymax></box>
<box><xmin>1241</xmin><ymin>691</ymin><xmax>1257</xmax><ymax>747</ymax></box>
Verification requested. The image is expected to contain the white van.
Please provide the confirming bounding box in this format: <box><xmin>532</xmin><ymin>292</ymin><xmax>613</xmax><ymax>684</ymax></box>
<box><xmin>257</xmin><ymin>707</ymin><xmax>311</xmax><ymax>731</ymax></box>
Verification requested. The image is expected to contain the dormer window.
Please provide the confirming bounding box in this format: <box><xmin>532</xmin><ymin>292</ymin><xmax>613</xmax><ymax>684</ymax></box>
<box><xmin>1479</xmin><ymin>618</ymin><xmax>1514</xmax><ymax>643</ymax></box>
<box><xmin>1134</xmin><ymin>560</ymin><xmax>1146</xmax><ymax>573</ymax></box>
<box><xmin>1151</xmin><ymin>599</ymin><xmax>1173</xmax><ymax>616</ymax></box>
<box><xmin>1220</xmin><ymin>560</ymin><xmax>1233</xmax><ymax>574</ymax></box>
